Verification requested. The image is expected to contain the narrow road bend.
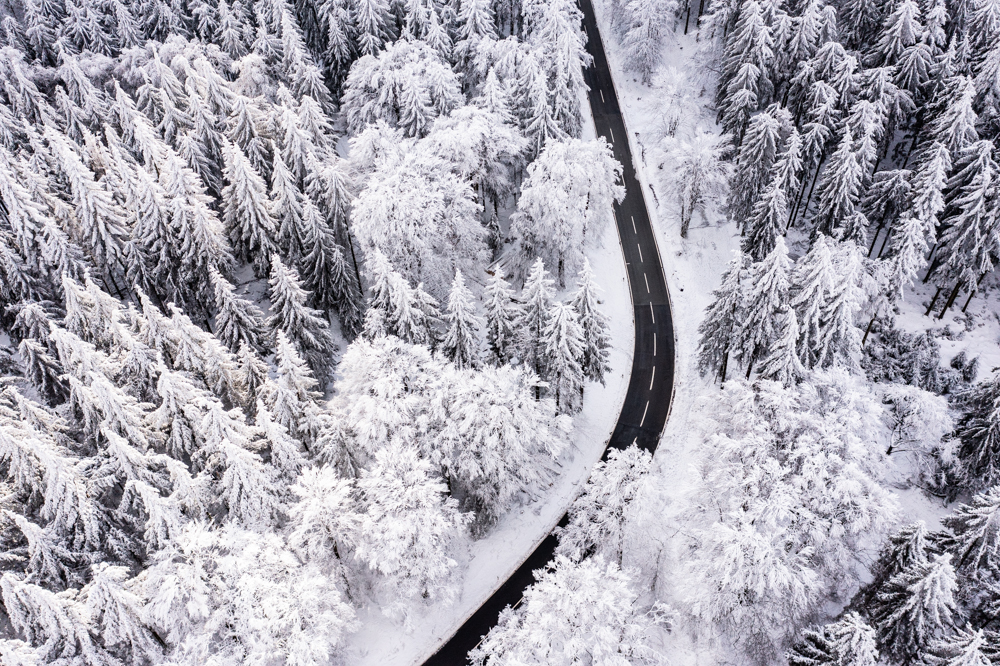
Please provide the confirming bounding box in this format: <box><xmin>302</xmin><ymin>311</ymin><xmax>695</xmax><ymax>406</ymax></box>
<box><xmin>421</xmin><ymin>2</ymin><xmax>675</xmax><ymax>661</ymax></box>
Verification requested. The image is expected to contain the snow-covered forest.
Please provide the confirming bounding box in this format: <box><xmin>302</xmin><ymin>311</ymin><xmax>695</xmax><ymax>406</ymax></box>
<box><xmin>6</xmin><ymin>0</ymin><xmax>1000</xmax><ymax>661</ymax></box>
<box><xmin>0</xmin><ymin>0</ymin><xmax>629</xmax><ymax>661</ymax></box>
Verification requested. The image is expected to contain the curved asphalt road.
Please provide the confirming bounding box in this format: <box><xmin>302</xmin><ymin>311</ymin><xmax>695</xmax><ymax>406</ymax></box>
<box><xmin>422</xmin><ymin>2</ymin><xmax>675</xmax><ymax>662</ymax></box>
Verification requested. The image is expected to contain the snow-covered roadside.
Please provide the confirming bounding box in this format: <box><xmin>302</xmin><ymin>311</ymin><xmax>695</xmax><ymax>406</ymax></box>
<box><xmin>342</xmin><ymin>92</ymin><xmax>635</xmax><ymax>666</ymax></box>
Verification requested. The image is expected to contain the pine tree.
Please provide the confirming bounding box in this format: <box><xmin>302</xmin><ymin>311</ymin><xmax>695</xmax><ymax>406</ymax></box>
<box><xmin>441</xmin><ymin>270</ymin><xmax>483</xmax><ymax>369</ymax></box>
<box><xmin>815</xmin><ymin>241</ymin><xmax>864</xmax><ymax>369</ymax></box>
<box><xmin>540</xmin><ymin>301</ymin><xmax>585</xmax><ymax>414</ymax></box>
<box><xmin>221</xmin><ymin>141</ymin><xmax>278</xmax><ymax>277</ymax></box>
<box><xmin>924</xmin><ymin>628</ymin><xmax>992</xmax><ymax>666</ymax></box>
<box><xmin>729</xmin><ymin>109</ymin><xmax>783</xmax><ymax>225</ymax></box>
<box><xmin>929</xmin><ymin>76</ymin><xmax>979</xmax><ymax>157</ymax></box>
<box><xmin>235</xmin><ymin>341</ymin><xmax>269</xmax><ymax>413</ymax></box>
<box><xmin>871</xmin><ymin>553</ymin><xmax>958</xmax><ymax>661</ymax></box>
<box><xmin>743</xmin><ymin>172</ymin><xmax>788</xmax><ymax>261</ymax></box>
<box><xmin>18</xmin><ymin>338</ymin><xmax>68</xmax><ymax>406</ymax></box>
<box><xmin>354</xmin><ymin>0</ymin><xmax>393</xmax><ymax>56</ymax></box>
<box><xmin>758</xmin><ymin>306</ymin><xmax>803</xmax><ymax>385</ymax></box>
<box><xmin>569</xmin><ymin>260</ymin><xmax>612</xmax><ymax>385</ymax></box>
<box><xmin>943</xmin><ymin>485</ymin><xmax>1000</xmax><ymax>572</ymax></box>
<box><xmin>875</xmin><ymin>0</ymin><xmax>922</xmax><ymax>66</ymax></box>
<box><xmin>263</xmin><ymin>331</ymin><xmax>323</xmax><ymax>447</ymax></box>
<box><xmin>298</xmin><ymin>198</ymin><xmax>363</xmax><ymax>337</ymax></box>
<box><xmin>697</xmin><ymin>254</ymin><xmax>746</xmax><ymax>382</ymax></box>
<box><xmin>270</xmin><ymin>151</ymin><xmax>306</xmax><ymax>264</ymax></box>
<box><xmin>956</xmin><ymin>375</ymin><xmax>1000</xmax><ymax>489</ymax></box>
<box><xmin>735</xmin><ymin>237</ymin><xmax>792</xmax><ymax>378</ymax></box>
<box><xmin>267</xmin><ymin>255</ymin><xmax>338</xmax><ymax>381</ymax></box>
<box><xmin>517</xmin><ymin>258</ymin><xmax>555</xmax><ymax>382</ymax></box>
<box><xmin>812</xmin><ymin>130</ymin><xmax>866</xmax><ymax>242</ymax></box>
<box><xmin>210</xmin><ymin>268</ymin><xmax>268</xmax><ymax>354</ymax></box>
<box><xmin>483</xmin><ymin>267</ymin><xmax>522</xmax><ymax>366</ymax></box>
<box><xmin>620</xmin><ymin>0</ymin><xmax>674</xmax><ymax>84</ymax></box>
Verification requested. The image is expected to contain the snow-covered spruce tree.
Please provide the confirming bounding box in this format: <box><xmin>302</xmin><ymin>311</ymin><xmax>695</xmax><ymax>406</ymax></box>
<box><xmin>540</xmin><ymin>301</ymin><xmax>585</xmax><ymax>414</ymax></box>
<box><xmin>870</xmin><ymin>553</ymin><xmax>959</xmax><ymax>661</ymax></box>
<box><xmin>267</xmin><ymin>255</ymin><xmax>338</xmax><ymax>382</ymax></box>
<box><xmin>262</xmin><ymin>331</ymin><xmax>323</xmax><ymax>448</ymax></box>
<box><xmin>791</xmin><ymin>234</ymin><xmax>836</xmax><ymax>370</ymax></box>
<box><xmin>717</xmin><ymin>1</ymin><xmax>774</xmax><ymax>144</ymax></box>
<box><xmin>812</xmin><ymin>129</ymin><xmax>867</xmax><ymax>244</ymax></box>
<box><xmin>742</xmin><ymin>171</ymin><xmax>789</xmax><ymax>262</ymax></box>
<box><xmin>470</xmin><ymin>555</ymin><xmax>666</xmax><ymax>666</ymax></box>
<box><xmin>298</xmin><ymin>197</ymin><xmax>363</xmax><ymax>337</ymax></box>
<box><xmin>570</xmin><ymin>259</ymin><xmax>612</xmax><ymax>385</ymax></box>
<box><xmin>734</xmin><ymin>237</ymin><xmax>792</xmax><ymax>378</ymax></box>
<box><xmin>815</xmin><ymin>240</ymin><xmax>865</xmax><ymax>370</ymax></box>
<box><xmin>923</xmin><ymin>628</ymin><xmax>992</xmax><ymax>666</ymax></box>
<box><xmin>619</xmin><ymin>0</ymin><xmax>677</xmax><ymax>84</ymax></box>
<box><xmin>222</xmin><ymin>141</ymin><xmax>278</xmax><ymax>277</ymax></box>
<box><xmin>942</xmin><ymin>485</ymin><xmax>1000</xmax><ymax>572</ymax></box>
<box><xmin>441</xmin><ymin>269</ymin><xmax>484</xmax><ymax>369</ymax></box>
<box><xmin>557</xmin><ymin>444</ymin><xmax>651</xmax><ymax>565</ymax></box>
<box><xmin>697</xmin><ymin>254</ymin><xmax>746</xmax><ymax>382</ymax></box>
<box><xmin>210</xmin><ymin>267</ymin><xmax>268</xmax><ymax>354</ymax></box>
<box><xmin>954</xmin><ymin>375</ymin><xmax>1000</xmax><ymax>490</ymax></box>
<box><xmin>483</xmin><ymin>267</ymin><xmax>522</xmax><ymax>366</ymax></box>
<box><xmin>728</xmin><ymin>108</ymin><xmax>784</xmax><ymax>227</ymax></box>
<box><xmin>659</xmin><ymin>130</ymin><xmax>732</xmax><ymax>238</ymax></box>
<box><xmin>516</xmin><ymin>258</ymin><xmax>555</xmax><ymax>386</ymax></box>
<box><xmin>757</xmin><ymin>306</ymin><xmax>804</xmax><ymax>385</ymax></box>
<box><xmin>363</xmin><ymin>248</ymin><xmax>440</xmax><ymax>346</ymax></box>
<box><xmin>509</xmin><ymin>137</ymin><xmax>623</xmax><ymax>286</ymax></box>
<box><xmin>787</xmin><ymin>613</ymin><xmax>879</xmax><ymax>666</ymax></box>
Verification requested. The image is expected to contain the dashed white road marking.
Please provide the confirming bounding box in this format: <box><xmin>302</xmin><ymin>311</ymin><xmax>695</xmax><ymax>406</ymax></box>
<box><xmin>609</xmin><ymin>127</ymin><xmax>615</xmax><ymax>142</ymax></box>
<box><xmin>637</xmin><ymin>244</ymin><xmax>643</xmax><ymax>262</ymax></box>
<box><xmin>639</xmin><ymin>401</ymin><xmax>649</xmax><ymax>427</ymax></box>
<box><xmin>600</xmin><ymin>89</ymin><xmax>605</xmax><ymax>103</ymax></box>
<box><xmin>653</xmin><ymin>332</ymin><xmax>656</xmax><ymax>356</ymax></box>
<box><xmin>650</xmin><ymin>303</ymin><xmax>655</xmax><ymax>323</ymax></box>
<box><xmin>631</xmin><ymin>216</ymin><xmax>637</xmax><ymax>233</ymax></box>
<box><xmin>644</xmin><ymin>273</ymin><xmax>650</xmax><ymax>293</ymax></box>
<box><xmin>649</xmin><ymin>366</ymin><xmax>656</xmax><ymax>390</ymax></box>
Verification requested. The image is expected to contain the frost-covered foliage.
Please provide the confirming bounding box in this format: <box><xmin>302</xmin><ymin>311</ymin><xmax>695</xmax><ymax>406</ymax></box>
<box><xmin>470</xmin><ymin>555</ymin><xmax>667</xmax><ymax>666</ymax></box>
<box><xmin>681</xmin><ymin>372</ymin><xmax>899</xmax><ymax>661</ymax></box>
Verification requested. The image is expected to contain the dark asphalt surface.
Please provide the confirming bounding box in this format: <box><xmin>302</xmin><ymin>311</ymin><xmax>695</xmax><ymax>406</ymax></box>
<box><xmin>422</xmin><ymin>1</ymin><xmax>675</xmax><ymax>661</ymax></box>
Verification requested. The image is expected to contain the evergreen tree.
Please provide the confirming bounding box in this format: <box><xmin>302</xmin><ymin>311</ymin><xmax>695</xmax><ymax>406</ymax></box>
<box><xmin>222</xmin><ymin>141</ymin><xmax>278</xmax><ymax>277</ymax></box>
<box><xmin>267</xmin><ymin>255</ymin><xmax>338</xmax><ymax>381</ymax></box>
<box><xmin>483</xmin><ymin>267</ymin><xmax>522</xmax><ymax>366</ymax></box>
<box><xmin>943</xmin><ymin>485</ymin><xmax>1000</xmax><ymax>572</ymax></box>
<box><xmin>441</xmin><ymin>270</ymin><xmax>483</xmax><ymax>369</ymax></box>
<box><xmin>758</xmin><ymin>306</ymin><xmax>803</xmax><ymax>385</ymax></box>
<box><xmin>569</xmin><ymin>259</ymin><xmax>612</xmax><ymax>385</ymax></box>
<box><xmin>729</xmin><ymin>109</ymin><xmax>784</xmax><ymax>225</ymax></box>
<box><xmin>813</xmin><ymin>130</ymin><xmax>866</xmax><ymax>243</ymax></box>
<box><xmin>263</xmin><ymin>331</ymin><xmax>322</xmax><ymax>447</ymax></box>
<box><xmin>734</xmin><ymin>237</ymin><xmax>792</xmax><ymax>378</ymax></box>
<box><xmin>697</xmin><ymin>255</ymin><xmax>746</xmax><ymax>382</ymax></box>
<box><xmin>210</xmin><ymin>268</ymin><xmax>268</xmax><ymax>354</ymax></box>
<box><xmin>875</xmin><ymin>0</ymin><xmax>922</xmax><ymax>66</ymax></box>
<box><xmin>540</xmin><ymin>301</ymin><xmax>585</xmax><ymax>414</ymax></box>
<box><xmin>743</xmin><ymin>172</ymin><xmax>788</xmax><ymax>262</ymax></box>
<box><xmin>516</xmin><ymin>258</ymin><xmax>555</xmax><ymax>382</ymax></box>
<box><xmin>235</xmin><ymin>341</ymin><xmax>269</xmax><ymax>413</ymax></box>
<box><xmin>924</xmin><ymin>628</ymin><xmax>991</xmax><ymax>666</ymax></box>
<box><xmin>363</xmin><ymin>248</ymin><xmax>439</xmax><ymax>345</ymax></box>
<box><xmin>929</xmin><ymin>76</ymin><xmax>979</xmax><ymax>158</ymax></box>
<box><xmin>871</xmin><ymin>554</ymin><xmax>958</xmax><ymax>661</ymax></box>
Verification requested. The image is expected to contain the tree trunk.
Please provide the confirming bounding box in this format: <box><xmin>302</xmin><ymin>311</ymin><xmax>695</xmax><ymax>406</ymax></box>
<box><xmin>938</xmin><ymin>280</ymin><xmax>963</xmax><ymax>319</ymax></box>
<box><xmin>684</xmin><ymin>0</ymin><xmax>691</xmax><ymax>33</ymax></box>
<box><xmin>962</xmin><ymin>289</ymin><xmax>976</xmax><ymax>313</ymax></box>
<box><xmin>862</xmin><ymin>314</ymin><xmax>877</xmax><ymax>346</ymax></box>
<box><xmin>719</xmin><ymin>348</ymin><xmax>729</xmax><ymax>384</ymax></box>
<box><xmin>801</xmin><ymin>157</ymin><xmax>824</xmax><ymax>223</ymax></box>
<box><xmin>924</xmin><ymin>285</ymin><xmax>943</xmax><ymax>316</ymax></box>
<box><xmin>745</xmin><ymin>359</ymin><xmax>753</xmax><ymax>380</ymax></box>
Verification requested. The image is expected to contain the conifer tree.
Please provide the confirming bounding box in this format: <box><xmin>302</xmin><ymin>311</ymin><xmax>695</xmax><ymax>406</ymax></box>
<box><xmin>269</xmin><ymin>151</ymin><xmax>306</xmax><ymax>264</ymax></box>
<box><xmin>697</xmin><ymin>255</ymin><xmax>746</xmax><ymax>382</ymax></box>
<box><xmin>483</xmin><ymin>267</ymin><xmax>522</xmax><ymax>367</ymax></box>
<box><xmin>758</xmin><ymin>306</ymin><xmax>803</xmax><ymax>385</ymax></box>
<box><xmin>924</xmin><ymin>628</ymin><xmax>991</xmax><ymax>666</ymax></box>
<box><xmin>871</xmin><ymin>554</ymin><xmax>958</xmax><ymax>661</ymax></box>
<box><xmin>813</xmin><ymin>130</ymin><xmax>866</xmax><ymax>242</ymax></box>
<box><xmin>569</xmin><ymin>259</ymin><xmax>612</xmax><ymax>385</ymax></box>
<box><xmin>929</xmin><ymin>76</ymin><xmax>979</xmax><ymax>158</ymax></box>
<box><xmin>441</xmin><ymin>270</ymin><xmax>484</xmax><ymax>369</ymax></box>
<box><xmin>298</xmin><ymin>198</ymin><xmax>363</xmax><ymax>337</ymax></box>
<box><xmin>743</xmin><ymin>173</ymin><xmax>788</xmax><ymax>262</ymax></box>
<box><xmin>729</xmin><ymin>109</ymin><xmax>783</xmax><ymax>225</ymax></box>
<box><xmin>540</xmin><ymin>301</ymin><xmax>585</xmax><ymax>414</ymax></box>
<box><xmin>264</xmin><ymin>331</ymin><xmax>323</xmax><ymax>447</ymax></box>
<box><xmin>222</xmin><ymin>142</ymin><xmax>278</xmax><ymax>277</ymax></box>
<box><xmin>235</xmin><ymin>341</ymin><xmax>269</xmax><ymax>414</ymax></box>
<box><xmin>943</xmin><ymin>485</ymin><xmax>1000</xmax><ymax>572</ymax></box>
<box><xmin>517</xmin><ymin>258</ymin><xmax>555</xmax><ymax>382</ymax></box>
<box><xmin>735</xmin><ymin>238</ymin><xmax>792</xmax><ymax>378</ymax></box>
<box><xmin>210</xmin><ymin>268</ymin><xmax>268</xmax><ymax>354</ymax></box>
<box><xmin>267</xmin><ymin>255</ymin><xmax>338</xmax><ymax>381</ymax></box>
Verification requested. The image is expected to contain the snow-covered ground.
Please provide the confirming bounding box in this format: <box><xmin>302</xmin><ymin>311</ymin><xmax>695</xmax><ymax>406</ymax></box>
<box><xmin>341</xmin><ymin>94</ymin><xmax>635</xmax><ymax>666</ymax></box>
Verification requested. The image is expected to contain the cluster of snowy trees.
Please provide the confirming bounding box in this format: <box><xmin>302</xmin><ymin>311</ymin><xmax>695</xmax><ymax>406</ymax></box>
<box><xmin>0</xmin><ymin>0</ymin><xmax>625</xmax><ymax>659</ymax></box>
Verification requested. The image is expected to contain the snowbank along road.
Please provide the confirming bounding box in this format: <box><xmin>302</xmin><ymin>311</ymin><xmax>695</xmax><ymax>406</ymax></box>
<box><xmin>420</xmin><ymin>0</ymin><xmax>676</xmax><ymax>662</ymax></box>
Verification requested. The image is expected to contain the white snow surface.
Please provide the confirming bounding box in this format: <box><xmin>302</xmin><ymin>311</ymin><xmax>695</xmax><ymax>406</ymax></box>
<box><xmin>341</xmin><ymin>93</ymin><xmax>635</xmax><ymax>666</ymax></box>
